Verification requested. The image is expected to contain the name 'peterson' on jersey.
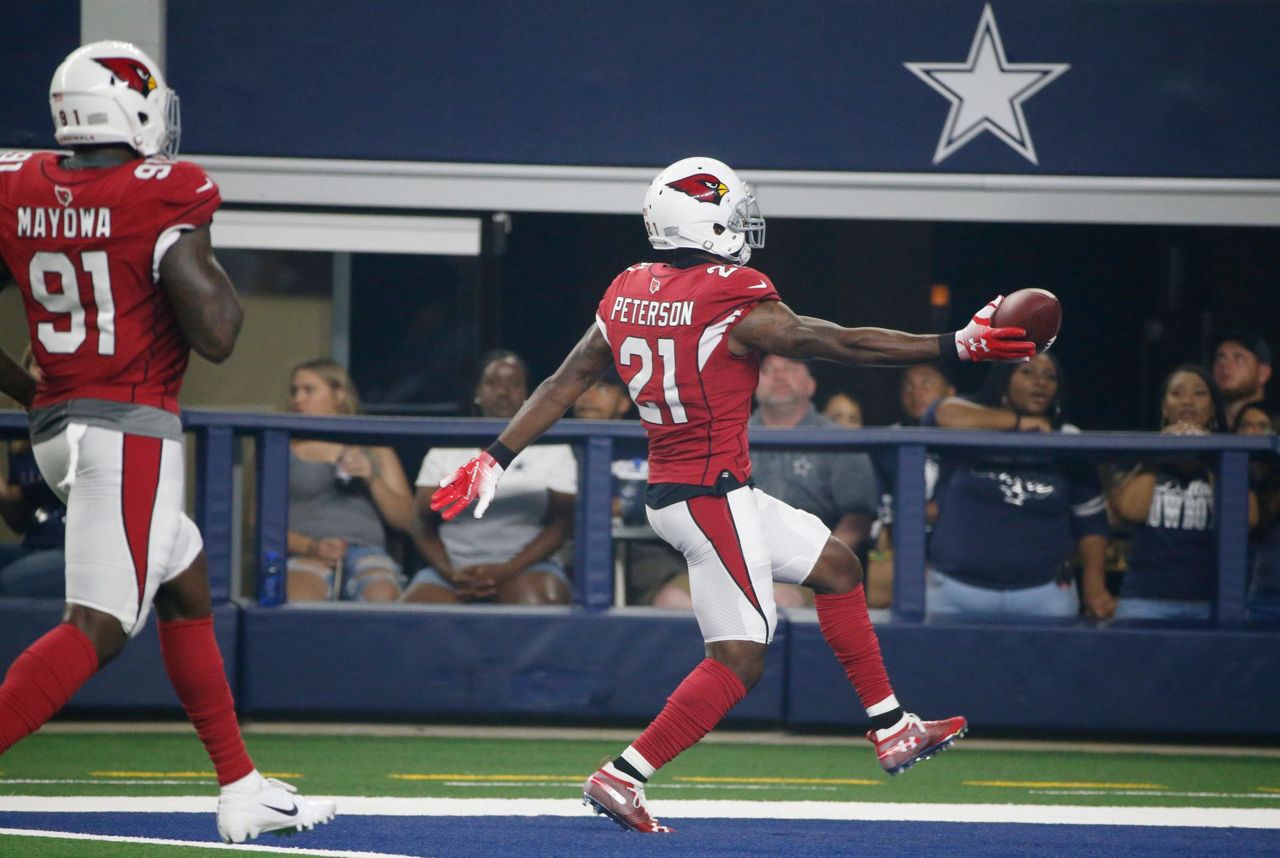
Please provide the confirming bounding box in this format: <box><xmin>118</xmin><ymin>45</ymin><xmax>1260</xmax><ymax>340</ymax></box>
<box><xmin>607</xmin><ymin>296</ymin><xmax>695</xmax><ymax>328</ymax></box>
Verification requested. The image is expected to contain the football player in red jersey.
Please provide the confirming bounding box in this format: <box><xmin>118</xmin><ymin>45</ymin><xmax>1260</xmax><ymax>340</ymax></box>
<box><xmin>432</xmin><ymin>156</ymin><xmax>1035</xmax><ymax>833</ymax></box>
<box><xmin>0</xmin><ymin>41</ymin><xmax>334</xmax><ymax>843</ymax></box>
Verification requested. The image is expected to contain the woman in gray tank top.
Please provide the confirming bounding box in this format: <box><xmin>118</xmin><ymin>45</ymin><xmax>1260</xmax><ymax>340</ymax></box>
<box><xmin>285</xmin><ymin>360</ymin><xmax>414</xmax><ymax>602</ymax></box>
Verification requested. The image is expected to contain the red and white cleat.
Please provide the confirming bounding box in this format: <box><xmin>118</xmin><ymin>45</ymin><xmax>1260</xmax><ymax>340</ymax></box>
<box><xmin>582</xmin><ymin>768</ymin><xmax>675</xmax><ymax>833</ymax></box>
<box><xmin>869</xmin><ymin>713</ymin><xmax>967</xmax><ymax>776</ymax></box>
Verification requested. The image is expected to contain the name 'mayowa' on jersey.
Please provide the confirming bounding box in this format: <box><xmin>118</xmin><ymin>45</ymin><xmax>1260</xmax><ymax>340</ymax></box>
<box><xmin>15</xmin><ymin>206</ymin><xmax>112</xmax><ymax>239</ymax></box>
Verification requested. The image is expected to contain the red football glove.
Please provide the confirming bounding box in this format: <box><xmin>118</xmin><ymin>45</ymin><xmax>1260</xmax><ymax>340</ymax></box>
<box><xmin>430</xmin><ymin>452</ymin><xmax>505</xmax><ymax>520</ymax></box>
<box><xmin>953</xmin><ymin>295</ymin><xmax>1036</xmax><ymax>362</ymax></box>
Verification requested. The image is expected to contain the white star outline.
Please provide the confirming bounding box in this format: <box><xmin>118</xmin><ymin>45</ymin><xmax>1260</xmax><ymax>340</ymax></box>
<box><xmin>905</xmin><ymin>4</ymin><xmax>1069</xmax><ymax>165</ymax></box>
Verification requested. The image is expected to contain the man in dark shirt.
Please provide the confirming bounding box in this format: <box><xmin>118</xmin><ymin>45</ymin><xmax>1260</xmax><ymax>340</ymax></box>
<box><xmin>650</xmin><ymin>355</ymin><xmax>879</xmax><ymax>608</ymax></box>
<box><xmin>749</xmin><ymin>356</ymin><xmax>877</xmax><ymax>552</ymax></box>
<box><xmin>1213</xmin><ymin>331</ymin><xmax>1272</xmax><ymax>430</ymax></box>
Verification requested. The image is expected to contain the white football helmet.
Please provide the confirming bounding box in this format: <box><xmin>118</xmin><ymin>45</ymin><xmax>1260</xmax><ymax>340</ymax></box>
<box><xmin>49</xmin><ymin>40</ymin><xmax>180</xmax><ymax>158</ymax></box>
<box><xmin>642</xmin><ymin>156</ymin><xmax>765</xmax><ymax>265</ymax></box>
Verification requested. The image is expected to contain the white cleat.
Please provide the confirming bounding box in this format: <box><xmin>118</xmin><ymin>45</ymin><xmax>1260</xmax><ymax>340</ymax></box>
<box><xmin>216</xmin><ymin>771</ymin><xmax>336</xmax><ymax>844</ymax></box>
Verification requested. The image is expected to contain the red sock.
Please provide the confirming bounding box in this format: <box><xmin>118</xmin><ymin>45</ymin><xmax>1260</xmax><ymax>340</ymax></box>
<box><xmin>0</xmin><ymin>624</ymin><xmax>98</xmax><ymax>753</ymax></box>
<box><xmin>158</xmin><ymin>616</ymin><xmax>254</xmax><ymax>786</ymax></box>
<box><xmin>815</xmin><ymin>585</ymin><xmax>895</xmax><ymax>711</ymax></box>
<box><xmin>630</xmin><ymin>658</ymin><xmax>746</xmax><ymax>771</ymax></box>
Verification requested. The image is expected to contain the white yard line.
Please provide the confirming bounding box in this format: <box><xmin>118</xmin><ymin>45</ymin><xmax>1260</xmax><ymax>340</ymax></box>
<box><xmin>0</xmin><ymin>796</ymin><xmax>1277</xmax><ymax>828</ymax></box>
<box><xmin>34</xmin><ymin>721</ymin><xmax>1280</xmax><ymax>758</ymax></box>
<box><xmin>0</xmin><ymin>827</ymin><xmax>422</xmax><ymax>858</ymax></box>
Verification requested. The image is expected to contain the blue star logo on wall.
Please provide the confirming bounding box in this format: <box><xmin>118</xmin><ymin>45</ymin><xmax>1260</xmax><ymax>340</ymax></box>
<box><xmin>905</xmin><ymin>4</ymin><xmax>1069</xmax><ymax>165</ymax></box>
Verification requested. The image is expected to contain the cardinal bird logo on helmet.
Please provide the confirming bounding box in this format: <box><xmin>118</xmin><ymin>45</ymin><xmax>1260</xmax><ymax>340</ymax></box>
<box><xmin>93</xmin><ymin>57</ymin><xmax>157</xmax><ymax>96</ymax></box>
<box><xmin>666</xmin><ymin>173</ymin><xmax>729</xmax><ymax>205</ymax></box>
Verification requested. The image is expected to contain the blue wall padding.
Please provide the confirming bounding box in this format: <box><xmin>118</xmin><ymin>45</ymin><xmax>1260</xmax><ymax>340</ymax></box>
<box><xmin>0</xmin><ymin>600</ymin><xmax>239</xmax><ymax>710</ymax></box>
<box><xmin>786</xmin><ymin>616</ymin><xmax>1280</xmax><ymax>735</ymax></box>
<box><xmin>2</xmin><ymin>598</ymin><xmax>1276</xmax><ymax>736</ymax></box>
<box><xmin>156</xmin><ymin>1</ymin><xmax>1280</xmax><ymax>177</ymax></box>
<box><xmin>237</xmin><ymin>605</ymin><xmax>786</xmax><ymax>721</ymax></box>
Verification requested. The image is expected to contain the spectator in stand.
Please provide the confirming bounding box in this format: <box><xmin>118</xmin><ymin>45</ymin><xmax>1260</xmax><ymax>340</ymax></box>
<box><xmin>866</xmin><ymin>364</ymin><xmax>958</xmax><ymax>609</ymax></box>
<box><xmin>653</xmin><ymin>356</ymin><xmax>879</xmax><ymax>609</ymax></box>
<box><xmin>573</xmin><ymin>372</ymin><xmax>634</xmax><ymax>422</ymax></box>
<box><xmin>0</xmin><ymin>350</ymin><xmax>65</xmax><ymax>597</ymax></box>
<box><xmin>403</xmin><ymin>351</ymin><xmax>574</xmax><ymax>605</ymax></box>
<box><xmin>923</xmin><ymin>353</ymin><xmax>1111</xmax><ymax>619</ymax></box>
<box><xmin>1236</xmin><ymin>401</ymin><xmax>1277</xmax><ymax>437</ymax></box>
<box><xmin>1213</xmin><ymin>331</ymin><xmax>1271</xmax><ymax>430</ymax></box>
<box><xmin>286</xmin><ymin>359</ymin><xmax>414</xmax><ymax>603</ymax></box>
<box><xmin>898</xmin><ymin>364</ymin><xmax>956</xmax><ymax>426</ymax></box>
<box><xmin>1110</xmin><ymin>364</ymin><xmax>1255</xmax><ymax>621</ymax></box>
<box><xmin>572</xmin><ymin>371</ymin><xmax>686</xmax><ymax>606</ymax></box>
<box><xmin>823</xmin><ymin>387</ymin><xmax>901</xmax><ymax>608</ymax></box>
<box><xmin>822</xmin><ymin>391</ymin><xmax>864</xmax><ymax>428</ymax></box>
<box><xmin>1236</xmin><ymin>402</ymin><xmax>1280</xmax><ymax>620</ymax></box>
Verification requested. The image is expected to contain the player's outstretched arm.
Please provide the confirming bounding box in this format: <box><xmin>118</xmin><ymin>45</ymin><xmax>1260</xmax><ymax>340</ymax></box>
<box><xmin>498</xmin><ymin>324</ymin><xmax>615</xmax><ymax>451</ymax></box>
<box><xmin>729</xmin><ymin>297</ymin><xmax>1034</xmax><ymax>365</ymax></box>
<box><xmin>430</xmin><ymin>324</ymin><xmax>614</xmax><ymax>520</ymax></box>
<box><xmin>157</xmin><ymin>224</ymin><xmax>244</xmax><ymax>363</ymax></box>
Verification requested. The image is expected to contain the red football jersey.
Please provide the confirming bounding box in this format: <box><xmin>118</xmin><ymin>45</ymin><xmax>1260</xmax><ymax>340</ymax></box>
<box><xmin>597</xmin><ymin>259</ymin><xmax>780</xmax><ymax>486</ymax></box>
<box><xmin>0</xmin><ymin>150</ymin><xmax>220</xmax><ymax>414</ymax></box>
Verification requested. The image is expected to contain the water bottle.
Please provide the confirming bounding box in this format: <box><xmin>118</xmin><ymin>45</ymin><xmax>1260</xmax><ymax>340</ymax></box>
<box><xmin>258</xmin><ymin>549</ymin><xmax>286</xmax><ymax>607</ymax></box>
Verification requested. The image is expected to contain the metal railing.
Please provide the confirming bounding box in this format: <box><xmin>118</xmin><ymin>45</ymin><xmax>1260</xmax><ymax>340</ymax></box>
<box><xmin>2</xmin><ymin>410</ymin><xmax>1275</xmax><ymax>627</ymax></box>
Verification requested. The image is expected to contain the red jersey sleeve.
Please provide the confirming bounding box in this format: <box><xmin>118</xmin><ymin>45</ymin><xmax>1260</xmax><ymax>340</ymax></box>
<box><xmin>154</xmin><ymin>160</ymin><xmax>221</xmax><ymax>232</ymax></box>
<box><xmin>700</xmin><ymin>265</ymin><xmax>781</xmax><ymax>330</ymax></box>
<box><xmin>148</xmin><ymin>160</ymin><xmax>221</xmax><ymax>279</ymax></box>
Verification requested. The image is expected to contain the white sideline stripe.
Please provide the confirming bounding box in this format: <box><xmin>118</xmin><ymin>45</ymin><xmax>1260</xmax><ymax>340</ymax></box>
<box><xmin>0</xmin><ymin>827</ymin><xmax>420</xmax><ymax>858</ymax></box>
<box><xmin>1</xmin><ymin>797</ymin><xmax>1278</xmax><ymax>829</ymax></box>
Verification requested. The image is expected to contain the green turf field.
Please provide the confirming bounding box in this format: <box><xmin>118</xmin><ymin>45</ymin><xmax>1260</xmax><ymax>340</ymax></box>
<box><xmin>0</xmin><ymin>836</ymin><xmax>276</xmax><ymax>857</ymax></box>
<box><xmin>2</xmin><ymin>730</ymin><xmax>1279</xmax><ymax>808</ymax></box>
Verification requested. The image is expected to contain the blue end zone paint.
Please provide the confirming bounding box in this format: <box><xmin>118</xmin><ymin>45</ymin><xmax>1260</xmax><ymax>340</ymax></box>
<box><xmin>1</xmin><ymin>813</ymin><xmax>1276</xmax><ymax>858</ymax></box>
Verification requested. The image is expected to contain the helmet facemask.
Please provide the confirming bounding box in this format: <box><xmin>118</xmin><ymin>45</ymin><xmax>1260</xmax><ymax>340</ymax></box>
<box><xmin>156</xmin><ymin>89</ymin><xmax>181</xmax><ymax>158</ymax></box>
<box><xmin>725</xmin><ymin>191</ymin><xmax>766</xmax><ymax>259</ymax></box>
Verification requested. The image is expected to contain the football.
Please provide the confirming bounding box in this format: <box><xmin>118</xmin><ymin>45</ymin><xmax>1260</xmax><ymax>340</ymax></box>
<box><xmin>990</xmin><ymin>288</ymin><xmax>1061</xmax><ymax>353</ymax></box>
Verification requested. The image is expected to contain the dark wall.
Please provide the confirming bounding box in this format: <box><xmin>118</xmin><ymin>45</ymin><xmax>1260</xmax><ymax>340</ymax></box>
<box><xmin>348</xmin><ymin>253</ymin><xmax>479</xmax><ymax>411</ymax></box>
<box><xmin>488</xmin><ymin>214</ymin><xmax>935</xmax><ymax>426</ymax></box>
<box><xmin>491</xmin><ymin>215</ymin><xmax>1280</xmax><ymax>430</ymax></box>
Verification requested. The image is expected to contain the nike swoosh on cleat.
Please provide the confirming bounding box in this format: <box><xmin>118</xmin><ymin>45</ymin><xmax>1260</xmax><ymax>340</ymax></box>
<box><xmin>591</xmin><ymin>778</ymin><xmax>628</xmax><ymax>805</ymax></box>
<box><xmin>262</xmin><ymin>802</ymin><xmax>299</xmax><ymax>817</ymax></box>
